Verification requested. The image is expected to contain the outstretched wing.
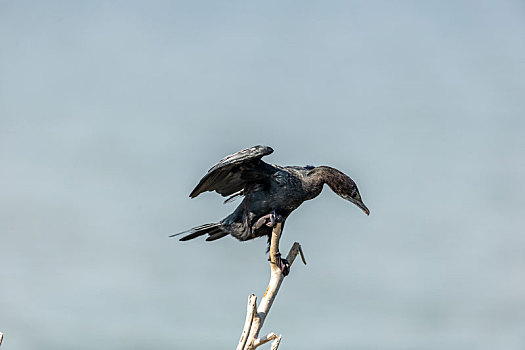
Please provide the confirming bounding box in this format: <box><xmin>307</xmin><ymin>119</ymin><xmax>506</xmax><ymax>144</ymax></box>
<box><xmin>189</xmin><ymin>145</ymin><xmax>275</xmax><ymax>198</ymax></box>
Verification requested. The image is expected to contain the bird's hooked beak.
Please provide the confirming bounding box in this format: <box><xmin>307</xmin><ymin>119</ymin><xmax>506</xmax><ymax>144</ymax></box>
<box><xmin>346</xmin><ymin>196</ymin><xmax>370</xmax><ymax>216</ymax></box>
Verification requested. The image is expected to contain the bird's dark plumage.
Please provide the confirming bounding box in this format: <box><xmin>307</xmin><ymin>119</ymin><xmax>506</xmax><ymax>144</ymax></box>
<box><xmin>189</xmin><ymin>145</ymin><xmax>274</xmax><ymax>198</ymax></box>
<box><xmin>172</xmin><ymin>145</ymin><xmax>369</xmax><ymax>246</ymax></box>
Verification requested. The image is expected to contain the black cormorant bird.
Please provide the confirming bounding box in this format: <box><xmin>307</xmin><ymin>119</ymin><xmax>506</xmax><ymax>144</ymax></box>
<box><xmin>172</xmin><ymin>145</ymin><xmax>369</xmax><ymax>273</ymax></box>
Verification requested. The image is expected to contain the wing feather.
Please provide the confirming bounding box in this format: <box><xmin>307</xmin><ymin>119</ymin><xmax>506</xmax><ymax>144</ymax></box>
<box><xmin>189</xmin><ymin>145</ymin><xmax>274</xmax><ymax>198</ymax></box>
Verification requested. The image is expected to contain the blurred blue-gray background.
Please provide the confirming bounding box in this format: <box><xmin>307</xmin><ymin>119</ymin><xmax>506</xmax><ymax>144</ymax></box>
<box><xmin>1</xmin><ymin>1</ymin><xmax>524</xmax><ymax>349</ymax></box>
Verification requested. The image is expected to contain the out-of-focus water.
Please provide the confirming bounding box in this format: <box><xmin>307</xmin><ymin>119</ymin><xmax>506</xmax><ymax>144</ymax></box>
<box><xmin>1</xmin><ymin>1</ymin><xmax>524</xmax><ymax>349</ymax></box>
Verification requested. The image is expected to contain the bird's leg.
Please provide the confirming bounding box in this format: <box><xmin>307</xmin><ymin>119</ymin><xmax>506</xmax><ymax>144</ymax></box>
<box><xmin>255</xmin><ymin>211</ymin><xmax>289</xmax><ymax>276</ymax></box>
<box><xmin>252</xmin><ymin>210</ymin><xmax>283</xmax><ymax>230</ymax></box>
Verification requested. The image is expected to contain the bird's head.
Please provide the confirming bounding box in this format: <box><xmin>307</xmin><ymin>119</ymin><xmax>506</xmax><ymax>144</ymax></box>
<box><xmin>320</xmin><ymin>166</ymin><xmax>370</xmax><ymax>216</ymax></box>
<box><xmin>340</xmin><ymin>185</ymin><xmax>370</xmax><ymax>216</ymax></box>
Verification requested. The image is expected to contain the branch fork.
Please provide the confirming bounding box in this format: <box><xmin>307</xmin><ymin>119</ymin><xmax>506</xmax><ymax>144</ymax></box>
<box><xmin>236</xmin><ymin>222</ymin><xmax>306</xmax><ymax>350</ymax></box>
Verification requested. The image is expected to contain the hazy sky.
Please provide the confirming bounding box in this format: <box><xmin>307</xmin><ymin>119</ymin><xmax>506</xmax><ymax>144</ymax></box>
<box><xmin>1</xmin><ymin>1</ymin><xmax>525</xmax><ymax>349</ymax></box>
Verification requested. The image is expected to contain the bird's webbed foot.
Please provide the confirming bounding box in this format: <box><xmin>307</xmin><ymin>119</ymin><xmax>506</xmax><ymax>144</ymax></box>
<box><xmin>275</xmin><ymin>252</ymin><xmax>290</xmax><ymax>276</ymax></box>
<box><xmin>252</xmin><ymin>210</ymin><xmax>283</xmax><ymax>230</ymax></box>
<box><xmin>268</xmin><ymin>252</ymin><xmax>290</xmax><ymax>276</ymax></box>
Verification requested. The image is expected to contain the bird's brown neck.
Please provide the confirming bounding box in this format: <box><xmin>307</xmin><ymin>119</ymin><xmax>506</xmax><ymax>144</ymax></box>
<box><xmin>303</xmin><ymin>166</ymin><xmax>347</xmax><ymax>199</ymax></box>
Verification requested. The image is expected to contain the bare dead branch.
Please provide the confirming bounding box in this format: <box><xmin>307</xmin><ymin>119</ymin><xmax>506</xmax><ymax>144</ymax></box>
<box><xmin>237</xmin><ymin>294</ymin><xmax>257</xmax><ymax>350</ymax></box>
<box><xmin>286</xmin><ymin>242</ymin><xmax>307</xmax><ymax>266</ymax></box>
<box><xmin>270</xmin><ymin>335</ymin><xmax>282</xmax><ymax>350</ymax></box>
<box><xmin>253</xmin><ymin>332</ymin><xmax>278</xmax><ymax>347</ymax></box>
<box><xmin>237</xmin><ymin>223</ymin><xmax>306</xmax><ymax>349</ymax></box>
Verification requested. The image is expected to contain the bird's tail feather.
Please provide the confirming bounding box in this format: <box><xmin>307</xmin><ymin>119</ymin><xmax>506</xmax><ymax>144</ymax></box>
<box><xmin>169</xmin><ymin>223</ymin><xmax>227</xmax><ymax>241</ymax></box>
<box><xmin>206</xmin><ymin>230</ymin><xmax>229</xmax><ymax>241</ymax></box>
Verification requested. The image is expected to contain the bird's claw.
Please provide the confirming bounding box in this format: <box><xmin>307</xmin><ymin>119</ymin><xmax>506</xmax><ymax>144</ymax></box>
<box><xmin>266</xmin><ymin>210</ymin><xmax>283</xmax><ymax>227</ymax></box>
<box><xmin>276</xmin><ymin>252</ymin><xmax>290</xmax><ymax>276</ymax></box>
<box><xmin>267</xmin><ymin>252</ymin><xmax>290</xmax><ymax>276</ymax></box>
<box><xmin>253</xmin><ymin>210</ymin><xmax>283</xmax><ymax>230</ymax></box>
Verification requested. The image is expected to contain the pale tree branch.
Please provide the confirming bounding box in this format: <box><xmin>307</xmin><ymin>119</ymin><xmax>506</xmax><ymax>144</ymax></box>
<box><xmin>0</xmin><ymin>331</ymin><xmax>3</xmax><ymax>346</ymax></box>
<box><xmin>253</xmin><ymin>332</ymin><xmax>279</xmax><ymax>347</ymax></box>
<box><xmin>236</xmin><ymin>222</ymin><xmax>306</xmax><ymax>349</ymax></box>
<box><xmin>270</xmin><ymin>335</ymin><xmax>282</xmax><ymax>350</ymax></box>
<box><xmin>237</xmin><ymin>294</ymin><xmax>257</xmax><ymax>350</ymax></box>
